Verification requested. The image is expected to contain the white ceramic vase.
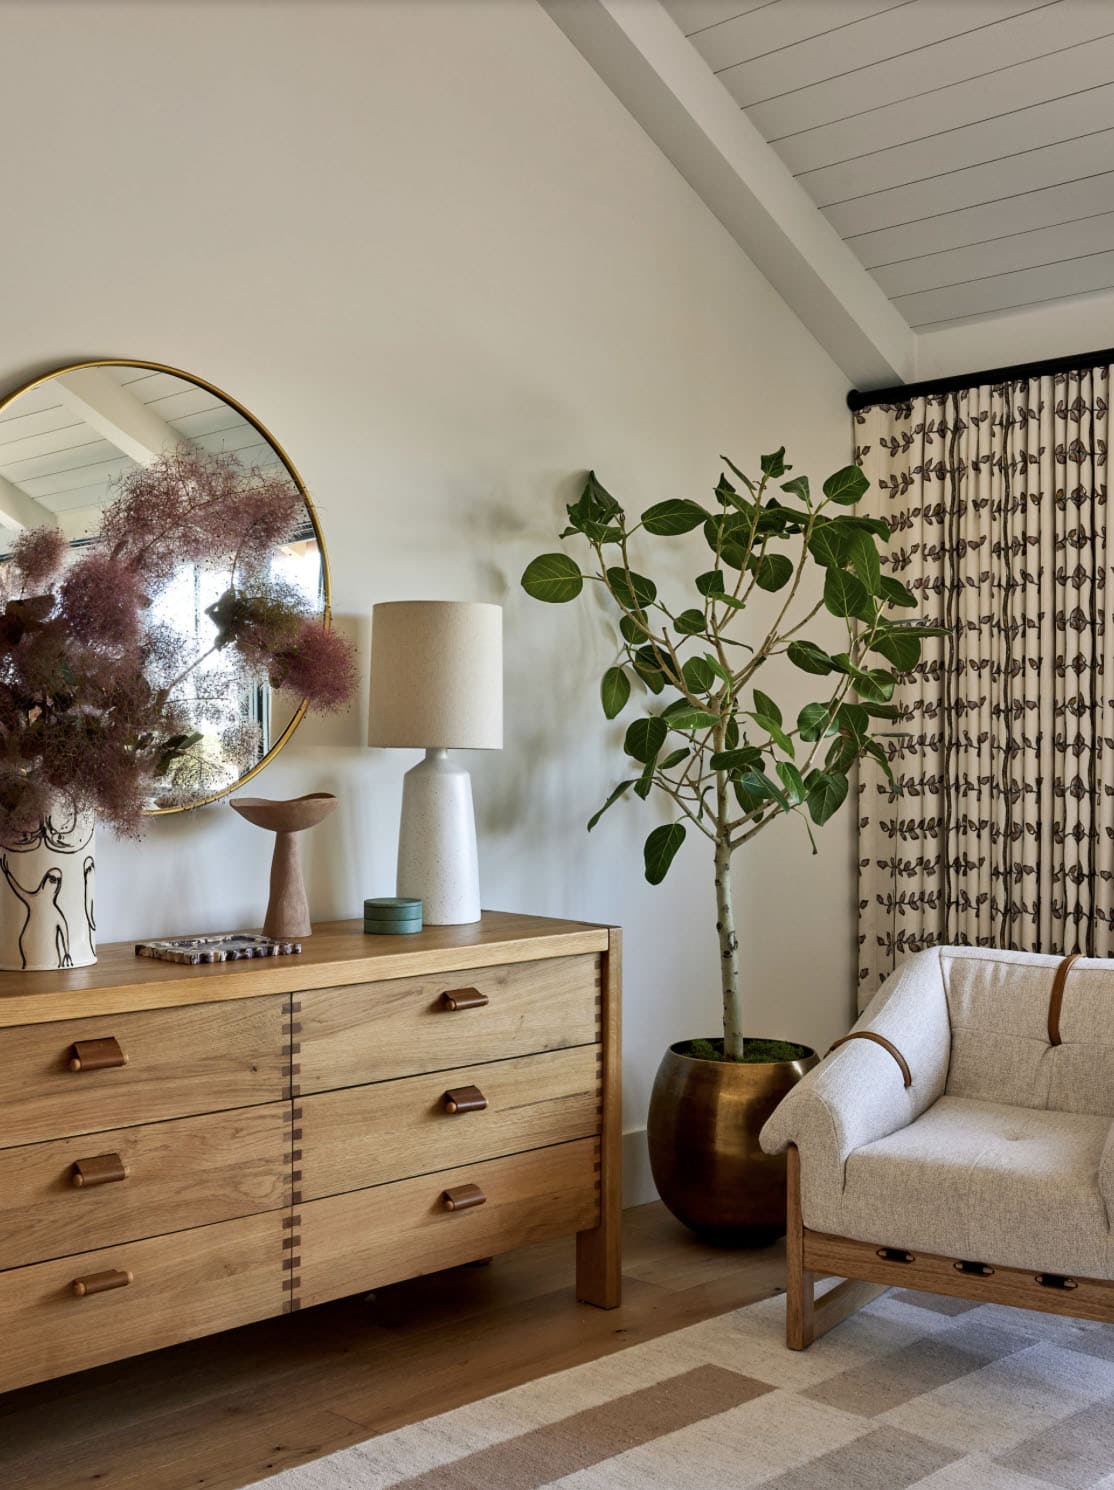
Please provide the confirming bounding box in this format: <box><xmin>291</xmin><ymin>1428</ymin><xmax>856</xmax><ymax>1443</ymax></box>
<box><xmin>0</xmin><ymin>804</ymin><xmax>96</xmax><ymax>971</ymax></box>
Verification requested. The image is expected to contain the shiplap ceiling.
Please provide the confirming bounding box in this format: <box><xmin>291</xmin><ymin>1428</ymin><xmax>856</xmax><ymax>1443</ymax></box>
<box><xmin>661</xmin><ymin>0</ymin><xmax>1114</xmax><ymax>331</ymax></box>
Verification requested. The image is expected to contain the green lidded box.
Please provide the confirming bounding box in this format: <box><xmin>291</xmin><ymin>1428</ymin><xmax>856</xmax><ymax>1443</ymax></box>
<box><xmin>363</xmin><ymin>897</ymin><xmax>423</xmax><ymax>935</ymax></box>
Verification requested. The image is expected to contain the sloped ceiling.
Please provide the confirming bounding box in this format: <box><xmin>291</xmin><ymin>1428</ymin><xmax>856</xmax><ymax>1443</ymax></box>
<box><xmin>665</xmin><ymin>0</ymin><xmax>1114</xmax><ymax>332</ymax></box>
<box><xmin>544</xmin><ymin>0</ymin><xmax>1114</xmax><ymax>388</ymax></box>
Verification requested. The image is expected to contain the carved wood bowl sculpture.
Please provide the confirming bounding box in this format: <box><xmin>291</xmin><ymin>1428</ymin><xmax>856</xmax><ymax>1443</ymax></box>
<box><xmin>230</xmin><ymin>793</ymin><xmax>338</xmax><ymax>938</ymax></box>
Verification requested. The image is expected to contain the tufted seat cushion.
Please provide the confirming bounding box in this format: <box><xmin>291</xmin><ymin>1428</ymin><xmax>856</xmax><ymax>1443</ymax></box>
<box><xmin>837</xmin><ymin>1096</ymin><xmax>1112</xmax><ymax>1279</ymax></box>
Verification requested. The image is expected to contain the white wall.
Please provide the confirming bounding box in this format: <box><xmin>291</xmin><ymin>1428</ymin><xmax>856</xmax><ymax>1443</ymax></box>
<box><xmin>1</xmin><ymin>0</ymin><xmax>854</xmax><ymax>1201</ymax></box>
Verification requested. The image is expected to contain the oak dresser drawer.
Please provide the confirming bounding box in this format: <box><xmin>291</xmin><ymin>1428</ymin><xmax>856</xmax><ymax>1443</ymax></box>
<box><xmin>0</xmin><ymin>1102</ymin><xmax>290</xmax><ymax>1270</ymax></box>
<box><xmin>299</xmin><ymin>1046</ymin><xmax>600</xmax><ymax>1200</ymax></box>
<box><xmin>296</xmin><ymin>1137</ymin><xmax>600</xmax><ymax>1309</ymax></box>
<box><xmin>0</xmin><ymin>1210</ymin><xmax>286</xmax><ymax>1393</ymax></box>
<box><xmin>296</xmin><ymin>954</ymin><xmax>599</xmax><ymax>1093</ymax></box>
<box><xmin>0</xmin><ymin>996</ymin><xmax>287</xmax><ymax>1149</ymax></box>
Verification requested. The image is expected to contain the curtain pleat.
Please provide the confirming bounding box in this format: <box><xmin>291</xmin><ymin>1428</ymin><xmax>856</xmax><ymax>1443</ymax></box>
<box><xmin>854</xmin><ymin>369</ymin><xmax>1111</xmax><ymax>1004</ymax></box>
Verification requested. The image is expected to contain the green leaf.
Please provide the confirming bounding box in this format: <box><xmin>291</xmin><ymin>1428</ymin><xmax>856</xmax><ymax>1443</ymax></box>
<box><xmin>848</xmin><ymin>530</ymin><xmax>881</xmax><ymax>594</ymax></box>
<box><xmin>879</xmin><ymin>575</ymin><xmax>917</xmax><ymax>608</ymax></box>
<box><xmin>620</xmin><ymin>614</ymin><xmax>644</xmax><ymax>643</ymax></box>
<box><xmin>798</xmin><ymin>701</ymin><xmax>837</xmax><ymax>741</ymax></box>
<box><xmin>682</xmin><ymin>656</ymin><xmax>715</xmax><ymax>694</ymax></box>
<box><xmin>644</xmin><ymin>822</ymin><xmax>686</xmax><ymax>885</ymax></box>
<box><xmin>719</xmin><ymin>455</ymin><xmax>758</xmax><ymax>496</ymax></box>
<box><xmin>633</xmin><ymin>758</ymin><xmax>655</xmax><ymax>799</ymax></box>
<box><xmin>600</xmin><ymin>667</ymin><xmax>631</xmax><ymax>719</ymax></box>
<box><xmin>780</xmin><ymin>475</ymin><xmax>810</xmax><ymax>504</ymax></box>
<box><xmin>823</xmin><ymin>567</ymin><xmax>872</xmax><ymax>622</ymax></box>
<box><xmin>521</xmin><ymin>553</ymin><xmax>583</xmax><ymax>603</ymax></box>
<box><xmin>624</xmin><ymin>715</ymin><xmax>667</xmax><ymax>764</ymax></box>
<box><xmin>738</xmin><ymin>767</ymin><xmax>790</xmax><ymax>812</ymax></box>
<box><xmin>833</xmin><ymin>513</ymin><xmax>890</xmax><ymax>541</ymax></box>
<box><xmin>787</xmin><ymin>640</ymin><xmax>834</xmax><ymax>676</ymax></box>
<box><xmin>752</xmin><ymin>689</ymin><xmax>782</xmax><ymax>726</ymax></box>
<box><xmin>751</xmin><ymin>552</ymin><xmax>793</xmax><ymax>592</ymax></box>
<box><xmin>673</xmin><ymin>608</ymin><xmax>706</xmax><ymax>636</ymax></box>
<box><xmin>565</xmin><ymin>471</ymin><xmax>624</xmax><ymax>542</ymax></box>
<box><xmin>659</xmin><ymin>747</ymin><xmax>690</xmax><ymax>771</ymax></box>
<box><xmin>632</xmin><ymin>647</ymin><xmax>666</xmax><ymax>694</ymax></box>
<box><xmin>709</xmin><ymin>745</ymin><xmax>763</xmax><ymax>771</ymax></box>
<box><xmin>587</xmin><ymin>780</ymin><xmax>635</xmax><ymax>831</ymax></box>
<box><xmin>703</xmin><ymin>652</ymin><xmax>733</xmax><ymax>689</ymax></box>
<box><xmin>862</xmin><ymin>737</ymin><xmax>896</xmax><ymax>788</ymax></box>
<box><xmin>806</xmin><ymin>771</ymin><xmax>849</xmax><ymax>825</ymax></box>
<box><xmin>724</xmin><ymin>716</ymin><xmax>740</xmax><ymax>750</ymax></box>
<box><xmin>665</xmin><ymin>706</ymin><xmax>720</xmax><ymax>732</ymax></box>
<box><xmin>760</xmin><ymin>448</ymin><xmax>787</xmax><ymax>479</ymax></box>
<box><xmin>851</xmin><ymin>667</ymin><xmax>895</xmax><ymax>703</ymax></box>
<box><xmin>870</xmin><ymin>629</ymin><xmax>921</xmax><ymax>671</ymax></box>
<box><xmin>753</xmin><ymin>714</ymin><xmax>795</xmax><ymax>758</ymax></box>
<box><xmin>808</xmin><ymin>521</ymin><xmax>852</xmax><ymax>569</ymax></box>
<box><xmin>775</xmin><ymin>760</ymin><xmax>806</xmax><ymax>804</ymax></box>
<box><xmin>641</xmin><ymin>498</ymin><xmax>707</xmax><ymax>535</ymax></box>
<box><xmin>836</xmin><ymin>702</ymin><xmax>869</xmax><ymax>738</ymax></box>
<box><xmin>606</xmin><ymin>566</ymin><xmax>657</xmax><ymax>611</ymax></box>
<box><xmin>696</xmin><ymin>569</ymin><xmax>724</xmax><ymax>596</ymax></box>
<box><xmin>822</xmin><ymin>465</ymin><xmax>869</xmax><ymax>506</ymax></box>
<box><xmin>862</xmin><ymin>700</ymin><xmax>903</xmax><ymax>720</ymax></box>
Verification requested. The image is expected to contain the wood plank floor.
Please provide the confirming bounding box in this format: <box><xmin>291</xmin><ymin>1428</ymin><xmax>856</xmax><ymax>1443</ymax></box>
<box><xmin>0</xmin><ymin>1203</ymin><xmax>787</xmax><ymax>1490</ymax></box>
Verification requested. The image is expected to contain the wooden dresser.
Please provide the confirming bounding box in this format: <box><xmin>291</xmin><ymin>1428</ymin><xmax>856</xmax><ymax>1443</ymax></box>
<box><xmin>0</xmin><ymin>912</ymin><xmax>620</xmax><ymax>1395</ymax></box>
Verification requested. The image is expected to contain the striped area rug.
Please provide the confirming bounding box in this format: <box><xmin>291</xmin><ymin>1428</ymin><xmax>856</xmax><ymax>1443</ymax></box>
<box><xmin>251</xmin><ymin>1285</ymin><xmax>1114</xmax><ymax>1489</ymax></box>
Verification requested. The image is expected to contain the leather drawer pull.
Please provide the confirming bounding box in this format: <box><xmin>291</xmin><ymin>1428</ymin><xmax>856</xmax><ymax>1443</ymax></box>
<box><xmin>442</xmin><ymin>1183</ymin><xmax>486</xmax><ymax>1212</ymax></box>
<box><xmin>1036</xmin><ymin>1273</ymin><xmax>1078</xmax><ymax>1291</ymax></box>
<box><xmin>443</xmin><ymin>1085</ymin><xmax>487</xmax><ymax>1114</ymax></box>
<box><xmin>69</xmin><ymin>1037</ymin><xmax>128</xmax><ymax>1072</ymax></box>
<box><xmin>71</xmin><ymin>1268</ymin><xmax>132</xmax><ymax>1297</ymax></box>
<box><xmin>876</xmin><ymin>1247</ymin><xmax>914</xmax><ymax>1264</ymax></box>
<box><xmin>71</xmin><ymin>1153</ymin><xmax>128</xmax><ymax>1188</ymax></box>
<box><xmin>439</xmin><ymin>988</ymin><xmax>488</xmax><ymax>1012</ymax></box>
<box><xmin>1048</xmin><ymin>951</ymin><xmax>1082</xmax><ymax>1046</ymax></box>
<box><xmin>955</xmin><ymin>1260</ymin><xmax>994</xmax><ymax>1278</ymax></box>
<box><xmin>827</xmin><ymin>1032</ymin><xmax>912</xmax><ymax>1088</ymax></box>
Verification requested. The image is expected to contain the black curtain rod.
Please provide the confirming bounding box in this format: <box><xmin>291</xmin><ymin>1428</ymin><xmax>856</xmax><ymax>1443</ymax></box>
<box><xmin>847</xmin><ymin>343</ymin><xmax>1114</xmax><ymax>411</ymax></box>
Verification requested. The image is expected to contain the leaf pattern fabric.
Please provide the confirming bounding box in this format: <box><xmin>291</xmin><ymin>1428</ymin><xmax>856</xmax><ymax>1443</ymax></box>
<box><xmin>854</xmin><ymin>369</ymin><xmax>1111</xmax><ymax>1005</ymax></box>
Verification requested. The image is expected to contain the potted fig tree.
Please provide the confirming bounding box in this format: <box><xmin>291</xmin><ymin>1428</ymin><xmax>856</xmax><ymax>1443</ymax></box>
<box><xmin>522</xmin><ymin>451</ymin><xmax>941</xmax><ymax>1241</ymax></box>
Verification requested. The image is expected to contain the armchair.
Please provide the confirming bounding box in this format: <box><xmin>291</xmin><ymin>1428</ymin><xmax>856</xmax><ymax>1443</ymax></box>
<box><xmin>761</xmin><ymin>946</ymin><xmax>1114</xmax><ymax>1348</ymax></box>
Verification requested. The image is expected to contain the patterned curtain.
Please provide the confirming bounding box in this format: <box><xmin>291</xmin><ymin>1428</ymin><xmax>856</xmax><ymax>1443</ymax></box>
<box><xmin>854</xmin><ymin>368</ymin><xmax>1112</xmax><ymax>1004</ymax></box>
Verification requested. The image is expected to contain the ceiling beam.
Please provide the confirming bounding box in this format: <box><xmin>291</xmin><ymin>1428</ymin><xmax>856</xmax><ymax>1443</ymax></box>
<box><xmin>540</xmin><ymin>0</ymin><xmax>916</xmax><ymax>389</ymax></box>
<box><xmin>0</xmin><ymin>471</ymin><xmax>57</xmax><ymax>532</ymax></box>
<box><xmin>53</xmin><ymin>367</ymin><xmax>189</xmax><ymax>468</ymax></box>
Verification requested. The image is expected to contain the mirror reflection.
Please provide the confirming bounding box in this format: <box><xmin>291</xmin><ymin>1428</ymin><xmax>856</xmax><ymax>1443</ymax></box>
<box><xmin>0</xmin><ymin>363</ymin><xmax>326</xmax><ymax>811</ymax></box>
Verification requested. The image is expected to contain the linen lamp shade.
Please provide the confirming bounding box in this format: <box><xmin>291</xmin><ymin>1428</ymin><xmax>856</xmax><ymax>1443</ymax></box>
<box><xmin>368</xmin><ymin>601</ymin><xmax>502</xmax><ymax>751</ymax></box>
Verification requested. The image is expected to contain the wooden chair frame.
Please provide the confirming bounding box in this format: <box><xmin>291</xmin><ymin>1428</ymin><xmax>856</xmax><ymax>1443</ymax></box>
<box><xmin>785</xmin><ymin>1144</ymin><xmax>1114</xmax><ymax>1349</ymax></box>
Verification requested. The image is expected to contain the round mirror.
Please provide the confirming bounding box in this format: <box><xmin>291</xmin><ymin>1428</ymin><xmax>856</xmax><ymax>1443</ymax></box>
<box><xmin>0</xmin><ymin>360</ymin><xmax>330</xmax><ymax>812</ymax></box>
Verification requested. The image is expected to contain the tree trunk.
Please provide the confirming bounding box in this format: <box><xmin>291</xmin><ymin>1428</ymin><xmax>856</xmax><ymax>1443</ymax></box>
<box><xmin>714</xmin><ymin>767</ymin><xmax>743</xmax><ymax>1060</ymax></box>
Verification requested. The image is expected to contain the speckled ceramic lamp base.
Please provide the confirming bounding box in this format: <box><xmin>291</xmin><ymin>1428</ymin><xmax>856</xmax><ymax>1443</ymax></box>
<box><xmin>396</xmin><ymin>748</ymin><xmax>481</xmax><ymax>925</ymax></box>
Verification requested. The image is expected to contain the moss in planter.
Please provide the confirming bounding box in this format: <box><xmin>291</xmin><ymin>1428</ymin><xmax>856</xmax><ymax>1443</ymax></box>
<box><xmin>680</xmin><ymin>1036</ymin><xmax>810</xmax><ymax>1064</ymax></box>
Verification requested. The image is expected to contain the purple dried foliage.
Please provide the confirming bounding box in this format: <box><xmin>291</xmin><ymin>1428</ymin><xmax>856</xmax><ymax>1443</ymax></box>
<box><xmin>0</xmin><ymin>449</ymin><xmax>355</xmax><ymax>838</ymax></box>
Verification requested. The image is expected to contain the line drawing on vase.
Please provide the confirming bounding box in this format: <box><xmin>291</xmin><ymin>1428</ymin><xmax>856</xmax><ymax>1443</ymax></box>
<box><xmin>3</xmin><ymin>811</ymin><xmax>94</xmax><ymax>857</ymax></box>
<box><xmin>83</xmin><ymin>855</ymin><xmax>96</xmax><ymax>946</ymax></box>
<box><xmin>0</xmin><ymin>857</ymin><xmax>72</xmax><ymax>969</ymax></box>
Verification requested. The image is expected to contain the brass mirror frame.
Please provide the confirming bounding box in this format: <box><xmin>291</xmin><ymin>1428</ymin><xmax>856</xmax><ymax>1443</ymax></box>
<box><xmin>0</xmin><ymin>358</ymin><xmax>333</xmax><ymax>815</ymax></box>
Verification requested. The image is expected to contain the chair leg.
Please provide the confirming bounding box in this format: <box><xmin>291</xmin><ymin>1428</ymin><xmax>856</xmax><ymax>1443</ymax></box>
<box><xmin>786</xmin><ymin>1145</ymin><xmax>815</xmax><ymax>1349</ymax></box>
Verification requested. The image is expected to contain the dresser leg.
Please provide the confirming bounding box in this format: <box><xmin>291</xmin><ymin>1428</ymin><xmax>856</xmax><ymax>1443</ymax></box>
<box><xmin>576</xmin><ymin>1216</ymin><xmax>621</xmax><ymax>1308</ymax></box>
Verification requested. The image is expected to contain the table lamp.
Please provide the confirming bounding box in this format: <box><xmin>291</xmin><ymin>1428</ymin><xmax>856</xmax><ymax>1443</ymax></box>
<box><xmin>368</xmin><ymin>601</ymin><xmax>503</xmax><ymax>925</ymax></box>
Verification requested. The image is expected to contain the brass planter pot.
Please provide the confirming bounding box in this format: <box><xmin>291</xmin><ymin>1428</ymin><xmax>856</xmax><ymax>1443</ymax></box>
<box><xmin>647</xmin><ymin>1039</ymin><xmax>818</xmax><ymax>1244</ymax></box>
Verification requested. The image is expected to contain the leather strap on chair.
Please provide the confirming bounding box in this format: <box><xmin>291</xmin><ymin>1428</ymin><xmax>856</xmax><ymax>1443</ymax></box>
<box><xmin>826</xmin><ymin>1031</ymin><xmax>912</xmax><ymax>1088</ymax></box>
<box><xmin>1047</xmin><ymin>951</ymin><xmax>1082</xmax><ymax>1046</ymax></box>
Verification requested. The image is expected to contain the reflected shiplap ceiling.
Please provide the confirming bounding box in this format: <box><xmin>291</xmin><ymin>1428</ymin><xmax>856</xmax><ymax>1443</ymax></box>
<box><xmin>662</xmin><ymin>0</ymin><xmax>1114</xmax><ymax>330</ymax></box>
<box><xmin>0</xmin><ymin>368</ymin><xmax>279</xmax><ymax>536</ymax></box>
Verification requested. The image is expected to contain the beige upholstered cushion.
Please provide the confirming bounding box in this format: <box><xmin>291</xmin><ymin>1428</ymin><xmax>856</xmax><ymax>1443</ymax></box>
<box><xmin>839</xmin><ymin>1096</ymin><xmax>1112</xmax><ymax>1279</ymax></box>
<box><xmin>942</xmin><ymin>949</ymin><xmax>1114</xmax><ymax>1116</ymax></box>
